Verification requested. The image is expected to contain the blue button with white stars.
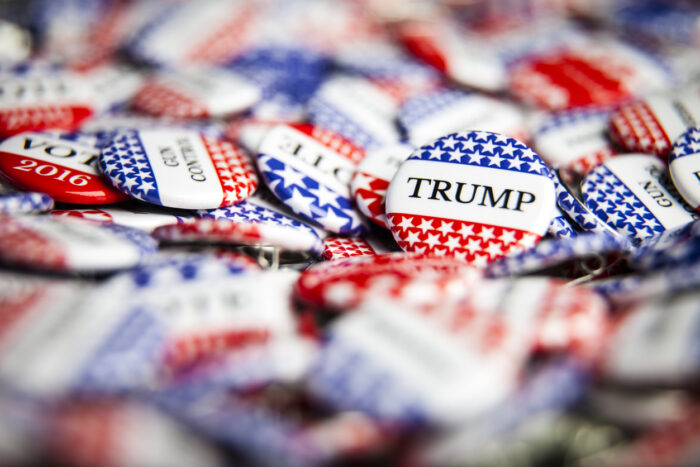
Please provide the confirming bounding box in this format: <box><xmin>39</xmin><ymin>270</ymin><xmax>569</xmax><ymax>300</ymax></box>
<box><xmin>581</xmin><ymin>154</ymin><xmax>695</xmax><ymax>243</ymax></box>
<box><xmin>0</xmin><ymin>181</ymin><xmax>53</xmax><ymax>215</ymax></box>
<box><xmin>669</xmin><ymin>126</ymin><xmax>700</xmax><ymax>210</ymax></box>
<box><xmin>255</xmin><ymin>123</ymin><xmax>368</xmax><ymax>236</ymax></box>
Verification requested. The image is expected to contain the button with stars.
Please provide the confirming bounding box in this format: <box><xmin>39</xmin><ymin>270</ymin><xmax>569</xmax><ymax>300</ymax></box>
<box><xmin>398</xmin><ymin>89</ymin><xmax>528</xmax><ymax>148</ymax></box>
<box><xmin>0</xmin><ymin>180</ymin><xmax>53</xmax><ymax>215</ymax></box>
<box><xmin>385</xmin><ymin>131</ymin><xmax>557</xmax><ymax>266</ymax></box>
<box><xmin>669</xmin><ymin>126</ymin><xmax>700</xmax><ymax>210</ymax></box>
<box><xmin>256</xmin><ymin>123</ymin><xmax>368</xmax><ymax>236</ymax></box>
<box><xmin>350</xmin><ymin>143</ymin><xmax>414</xmax><ymax>228</ymax></box>
<box><xmin>581</xmin><ymin>154</ymin><xmax>695</xmax><ymax>242</ymax></box>
<box><xmin>99</xmin><ymin>128</ymin><xmax>258</xmax><ymax>209</ymax></box>
<box><xmin>0</xmin><ymin>131</ymin><xmax>128</xmax><ymax>205</ymax></box>
<box><xmin>609</xmin><ymin>85</ymin><xmax>700</xmax><ymax>159</ymax></box>
<box><xmin>131</xmin><ymin>67</ymin><xmax>261</xmax><ymax>119</ymax></box>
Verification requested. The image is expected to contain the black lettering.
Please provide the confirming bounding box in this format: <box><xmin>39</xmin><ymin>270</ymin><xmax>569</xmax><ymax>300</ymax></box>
<box><xmin>455</xmin><ymin>182</ymin><xmax>478</xmax><ymax>204</ymax></box>
<box><xmin>44</xmin><ymin>145</ymin><xmax>76</xmax><ymax>158</ymax></box>
<box><xmin>407</xmin><ymin>177</ymin><xmax>431</xmax><ymax>198</ymax></box>
<box><xmin>22</xmin><ymin>137</ymin><xmax>47</xmax><ymax>150</ymax></box>
<box><xmin>479</xmin><ymin>186</ymin><xmax>513</xmax><ymax>209</ymax></box>
<box><xmin>694</xmin><ymin>170</ymin><xmax>700</xmax><ymax>183</ymax></box>
<box><xmin>429</xmin><ymin>179</ymin><xmax>452</xmax><ymax>201</ymax></box>
<box><xmin>514</xmin><ymin>191</ymin><xmax>536</xmax><ymax>211</ymax></box>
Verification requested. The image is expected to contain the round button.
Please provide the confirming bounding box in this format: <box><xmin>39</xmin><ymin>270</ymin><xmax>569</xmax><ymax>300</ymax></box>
<box><xmin>0</xmin><ymin>132</ymin><xmax>128</xmax><ymax>205</ymax></box>
<box><xmin>385</xmin><ymin>131</ymin><xmax>556</xmax><ymax>266</ymax></box>
<box><xmin>256</xmin><ymin>123</ymin><xmax>368</xmax><ymax>236</ymax></box>
<box><xmin>669</xmin><ymin>126</ymin><xmax>700</xmax><ymax>210</ymax></box>
<box><xmin>99</xmin><ymin>128</ymin><xmax>258</xmax><ymax>209</ymax></box>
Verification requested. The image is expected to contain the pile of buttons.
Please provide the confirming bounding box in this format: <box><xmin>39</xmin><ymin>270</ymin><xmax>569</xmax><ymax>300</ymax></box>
<box><xmin>1</xmin><ymin>0</ymin><xmax>700</xmax><ymax>465</ymax></box>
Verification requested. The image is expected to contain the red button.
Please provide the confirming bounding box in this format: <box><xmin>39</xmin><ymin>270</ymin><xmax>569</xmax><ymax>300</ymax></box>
<box><xmin>0</xmin><ymin>132</ymin><xmax>128</xmax><ymax>204</ymax></box>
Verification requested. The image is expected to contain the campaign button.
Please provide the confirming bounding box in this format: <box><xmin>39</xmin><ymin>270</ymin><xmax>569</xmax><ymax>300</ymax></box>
<box><xmin>0</xmin><ymin>214</ymin><xmax>156</xmax><ymax>273</ymax></box>
<box><xmin>581</xmin><ymin>154</ymin><xmax>695</xmax><ymax>241</ymax></box>
<box><xmin>51</xmin><ymin>204</ymin><xmax>192</xmax><ymax>232</ymax></box>
<box><xmin>547</xmin><ymin>209</ymin><xmax>578</xmax><ymax>239</ymax></box>
<box><xmin>0</xmin><ymin>180</ymin><xmax>53</xmax><ymax>214</ymax></box>
<box><xmin>609</xmin><ymin>85</ymin><xmax>700</xmax><ymax>158</ymax></box>
<box><xmin>256</xmin><ymin>123</ymin><xmax>368</xmax><ymax>236</ymax></box>
<box><xmin>533</xmin><ymin>107</ymin><xmax>619</xmax><ymax>174</ymax></box>
<box><xmin>308</xmin><ymin>75</ymin><xmax>401</xmax><ymax>149</ymax></box>
<box><xmin>295</xmin><ymin>252</ymin><xmax>481</xmax><ymax>312</ymax></box>
<box><xmin>99</xmin><ymin>129</ymin><xmax>258</xmax><ymax>209</ymax></box>
<box><xmin>0</xmin><ymin>132</ymin><xmax>128</xmax><ymax>204</ymax></box>
<box><xmin>398</xmin><ymin>89</ymin><xmax>527</xmax><ymax>148</ymax></box>
<box><xmin>155</xmin><ymin>215</ymin><xmax>322</xmax><ymax>255</ymax></box>
<box><xmin>131</xmin><ymin>67</ymin><xmax>261</xmax><ymax>119</ymax></box>
<box><xmin>552</xmin><ymin>167</ymin><xmax>623</xmax><ymax>237</ymax></box>
<box><xmin>385</xmin><ymin>131</ymin><xmax>556</xmax><ymax>266</ymax></box>
<box><xmin>509</xmin><ymin>40</ymin><xmax>671</xmax><ymax>110</ymax></box>
<box><xmin>350</xmin><ymin>143</ymin><xmax>414</xmax><ymax>228</ymax></box>
<box><xmin>669</xmin><ymin>126</ymin><xmax>700</xmax><ymax>210</ymax></box>
<box><xmin>322</xmin><ymin>236</ymin><xmax>379</xmax><ymax>260</ymax></box>
<box><xmin>0</xmin><ymin>70</ymin><xmax>94</xmax><ymax>137</ymax></box>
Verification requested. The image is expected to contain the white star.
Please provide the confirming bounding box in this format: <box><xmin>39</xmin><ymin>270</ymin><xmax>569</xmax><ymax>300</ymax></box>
<box><xmin>417</xmin><ymin>217</ymin><xmax>434</xmax><ymax>233</ymax></box>
<box><xmin>210</xmin><ymin>208</ymin><xmax>229</xmax><ymax>219</ymax></box>
<box><xmin>405</xmin><ymin>230</ymin><xmax>421</xmax><ymax>245</ymax></box>
<box><xmin>397</xmin><ymin>216</ymin><xmax>415</xmax><ymax>230</ymax></box>
<box><xmin>123</xmin><ymin>176</ymin><xmax>139</xmax><ymax>190</ymax></box>
<box><xmin>437</xmin><ymin>221</ymin><xmax>454</xmax><ymax>236</ymax></box>
<box><xmin>488</xmin><ymin>153</ymin><xmax>504</xmax><ymax>167</ymax></box>
<box><xmin>310</xmin><ymin>184</ymin><xmax>341</xmax><ymax>209</ymax></box>
<box><xmin>607</xmin><ymin>211</ymin><xmax>622</xmax><ymax>224</ymax></box>
<box><xmin>464</xmin><ymin>238</ymin><xmax>481</xmax><ymax>254</ymax></box>
<box><xmin>500</xmin><ymin>143</ymin><xmax>516</xmax><ymax>156</ymax></box>
<box><xmin>499</xmin><ymin>229</ymin><xmax>516</xmax><ymax>244</ymax></box>
<box><xmin>448</xmin><ymin>149</ymin><xmax>462</xmax><ymax>161</ymax></box>
<box><xmin>480</xmin><ymin>140</ymin><xmax>496</xmax><ymax>154</ymax></box>
<box><xmin>321</xmin><ymin>207</ymin><xmax>349</xmax><ymax>232</ymax></box>
<box><xmin>287</xmin><ymin>187</ymin><xmax>316</xmax><ymax>218</ymax></box>
<box><xmin>273</xmin><ymin>164</ymin><xmax>307</xmax><ymax>189</ymax></box>
<box><xmin>458</xmin><ymin>223</ymin><xmax>475</xmax><ymax>238</ymax></box>
<box><xmin>424</xmin><ymin>233</ymin><xmax>441</xmax><ymax>248</ymax></box>
<box><xmin>472</xmin><ymin>254</ymin><xmax>489</xmax><ymax>268</ymax></box>
<box><xmin>428</xmin><ymin>148</ymin><xmax>442</xmax><ymax>159</ymax></box>
<box><xmin>140</xmin><ymin>180</ymin><xmax>155</xmax><ymax>193</ymax></box>
<box><xmin>442</xmin><ymin>136</ymin><xmax>458</xmax><ymax>149</ymax></box>
<box><xmin>468</xmin><ymin>152</ymin><xmax>482</xmax><ymax>164</ymax></box>
<box><xmin>461</xmin><ymin>138</ymin><xmax>477</xmax><ymax>152</ymax></box>
<box><xmin>508</xmin><ymin>157</ymin><xmax>524</xmax><ymax>170</ymax></box>
<box><xmin>485</xmin><ymin>241</ymin><xmax>503</xmax><ymax>259</ymax></box>
<box><xmin>478</xmin><ymin>226</ymin><xmax>495</xmax><ymax>242</ymax></box>
<box><xmin>527</xmin><ymin>159</ymin><xmax>544</xmax><ymax>174</ymax></box>
<box><xmin>444</xmin><ymin>235</ymin><xmax>461</xmax><ymax>251</ymax></box>
<box><xmin>473</xmin><ymin>131</ymin><xmax>490</xmax><ymax>141</ymax></box>
<box><xmin>520</xmin><ymin>148</ymin><xmax>536</xmax><ymax>160</ymax></box>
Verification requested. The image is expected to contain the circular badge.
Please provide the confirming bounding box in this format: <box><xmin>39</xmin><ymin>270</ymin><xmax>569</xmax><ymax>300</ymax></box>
<box><xmin>51</xmin><ymin>205</ymin><xmax>191</xmax><ymax>232</ymax></box>
<box><xmin>0</xmin><ymin>132</ymin><xmax>128</xmax><ymax>204</ymax></box>
<box><xmin>350</xmin><ymin>143</ymin><xmax>414</xmax><ymax>228</ymax></box>
<box><xmin>385</xmin><ymin>131</ymin><xmax>556</xmax><ymax>266</ymax></box>
<box><xmin>0</xmin><ymin>215</ymin><xmax>156</xmax><ymax>272</ymax></box>
<box><xmin>609</xmin><ymin>87</ymin><xmax>700</xmax><ymax>158</ymax></box>
<box><xmin>398</xmin><ymin>89</ymin><xmax>528</xmax><ymax>148</ymax></box>
<box><xmin>0</xmin><ymin>180</ymin><xmax>53</xmax><ymax>214</ymax></box>
<box><xmin>256</xmin><ymin>123</ymin><xmax>368</xmax><ymax>236</ymax></box>
<box><xmin>131</xmin><ymin>68</ymin><xmax>261</xmax><ymax>119</ymax></box>
<box><xmin>99</xmin><ymin>129</ymin><xmax>258</xmax><ymax>209</ymax></box>
<box><xmin>669</xmin><ymin>126</ymin><xmax>700</xmax><ymax>210</ymax></box>
<box><xmin>581</xmin><ymin>154</ymin><xmax>695</xmax><ymax>241</ymax></box>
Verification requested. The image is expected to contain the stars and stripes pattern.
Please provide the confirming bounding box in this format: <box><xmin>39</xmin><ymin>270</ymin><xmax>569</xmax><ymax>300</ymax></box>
<box><xmin>387</xmin><ymin>212</ymin><xmax>539</xmax><ymax>267</ymax></box>
<box><xmin>552</xmin><ymin>171</ymin><xmax>620</xmax><ymax>237</ymax></box>
<box><xmin>669</xmin><ymin>126</ymin><xmax>700</xmax><ymax>163</ymax></box>
<box><xmin>257</xmin><ymin>153</ymin><xmax>367</xmax><ymax>236</ymax></box>
<box><xmin>322</xmin><ymin>236</ymin><xmax>376</xmax><ymax>260</ymax></box>
<box><xmin>99</xmin><ymin>130</ymin><xmax>161</xmax><ymax>205</ymax></box>
<box><xmin>408</xmin><ymin>130</ymin><xmax>550</xmax><ymax>176</ymax></box>
<box><xmin>199</xmin><ymin>199</ymin><xmax>318</xmax><ymax>235</ymax></box>
<box><xmin>486</xmin><ymin>232</ymin><xmax>630</xmax><ymax>278</ymax></box>
<box><xmin>350</xmin><ymin>170</ymin><xmax>389</xmax><ymax>227</ymax></box>
<box><xmin>131</xmin><ymin>80</ymin><xmax>208</xmax><ymax>119</ymax></box>
<box><xmin>547</xmin><ymin>213</ymin><xmax>578</xmax><ymax>239</ymax></box>
<box><xmin>200</xmin><ymin>136</ymin><xmax>258</xmax><ymax>205</ymax></box>
<box><xmin>609</xmin><ymin>100</ymin><xmax>672</xmax><ymax>158</ymax></box>
<box><xmin>0</xmin><ymin>191</ymin><xmax>54</xmax><ymax>215</ymax></box>
<box><xmin>0</xmin><ymin>105</ymin><xmax>93</xmax><ymax>137</ymax></box>
<box><xmin>399</xmin><ymin>89</ymin><xmax>469</xmax><ymax>129</ymax></box>
<box><xmin>582</xmin><ymin>165</ymin><xmax>666</xmax><ymax>240</ymax></box>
